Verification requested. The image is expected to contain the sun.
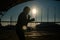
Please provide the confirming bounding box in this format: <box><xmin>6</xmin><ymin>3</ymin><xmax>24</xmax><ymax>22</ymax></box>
<box><xmin>31</xmin><ymin>8</ymin><xmax>37</xmax><ymax>18</ymax></box>
<box><xmin>32</xmin><ymin>8</ymin><xmax>37</xmax><ymax>15</ymax></box>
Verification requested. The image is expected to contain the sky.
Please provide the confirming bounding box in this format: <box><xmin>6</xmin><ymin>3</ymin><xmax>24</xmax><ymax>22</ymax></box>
<box><xmin>1</xmin><ymin>0</ymin><xmax>60</xmax><ymax>22</ymax></box>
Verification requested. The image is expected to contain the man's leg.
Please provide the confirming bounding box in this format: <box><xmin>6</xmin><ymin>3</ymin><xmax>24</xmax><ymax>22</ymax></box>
<box><xmin>16</xmin><ymin>26</ymin><xmax>25</xmax><ymax>40</ymax></box>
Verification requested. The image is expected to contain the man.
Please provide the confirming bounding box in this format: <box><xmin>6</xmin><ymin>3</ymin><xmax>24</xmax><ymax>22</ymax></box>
<box><xmin>16</xmin><ymin>6</ymin><xmax>35</xmax><ymax>40</ymax></box>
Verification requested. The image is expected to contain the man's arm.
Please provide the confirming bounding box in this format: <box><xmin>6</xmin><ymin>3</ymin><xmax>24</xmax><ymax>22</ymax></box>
<box><xmin>27</xmin><ymin>15</ymin><xmax>35</xmax><ymax>22</ymax></box>
<box><xmin>28</xmin><ymin>15</ymin><xmax>30</xmax><ymax>20</ymax></box>
<box><xmin>29</xmin><ymin>18</ymin><xmax>35</xmax><ymax>22</ymax></box>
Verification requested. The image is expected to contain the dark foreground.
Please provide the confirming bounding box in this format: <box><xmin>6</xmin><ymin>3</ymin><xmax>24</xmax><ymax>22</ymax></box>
<box><xmin>0</xmin><ymin>30</ymin><xmax>60</xmax><ymax>40</ymax></box>
<box><xmin>0</xmin><ymin>22</ymin><xmax>60</xmax><ymax>40</ymax></box>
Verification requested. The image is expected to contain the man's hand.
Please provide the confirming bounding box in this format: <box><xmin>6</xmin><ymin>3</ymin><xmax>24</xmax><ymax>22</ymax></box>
<box><xmin>28</xmin><ymin>18</ymin><xmax>35</xmax><ymax>22</ymax></box>
<box><xmin>27</xmin><ymin>15</ymin><xmax>35</xmax><ymax>22</ymax></box>
<box><xmin>30</xmin><ymin>18</ymin><xmax>35</xmax><ymax>21</ymax></box>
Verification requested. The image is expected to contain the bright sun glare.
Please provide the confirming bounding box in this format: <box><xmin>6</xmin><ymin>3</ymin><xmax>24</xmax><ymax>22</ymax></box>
<box><xmin>31</xmin><ymin>8</ymin><xmax>37</xmax><ymax>18</ymax></box>
<box><xmin>32</xmin><ymin>8</ymin><xmax>37</xmax><ymax>14</ymax></box>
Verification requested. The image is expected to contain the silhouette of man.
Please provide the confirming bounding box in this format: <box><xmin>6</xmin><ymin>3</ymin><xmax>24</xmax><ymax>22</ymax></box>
<box><xmin>16</xmin><ymin>6</ymin><xmax>35</xmax><ymax>40</ymax></box>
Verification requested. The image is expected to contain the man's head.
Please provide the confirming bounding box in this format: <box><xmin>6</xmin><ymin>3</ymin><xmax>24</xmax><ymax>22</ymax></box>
<box><xmin>23</xmin><ymin>6</ymin><xmax>30</xmax><ymax>13</ymax></box>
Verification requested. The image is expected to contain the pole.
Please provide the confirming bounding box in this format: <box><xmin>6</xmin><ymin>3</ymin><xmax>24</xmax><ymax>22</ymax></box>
<box><xmin>0</xmin><ymin>12</ymin><xmax>3</xmax><ymax>26</ymax></box>
<box><xmin>41</xmin><ymin>8</ymin><xmax>42</xmax><ymax>23</ymax></box>
<box><xmin>10</xmin><ymin>16</ymin><xmax>12</xmax><ymax>25</ymax></box>
<box><xmin>54</xmin><ymin>7</ymin><xmax>56</xmax><ymax>23</ymax></box>
<box><xmin>47</xmin><ymin>8</ymin><xmax>49</xmax><ymax>22</ymax></box>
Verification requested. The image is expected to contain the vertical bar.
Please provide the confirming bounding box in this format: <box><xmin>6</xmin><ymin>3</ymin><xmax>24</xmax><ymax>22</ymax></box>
<box><xmin>54</xmin><ymin>7</ymin><xmax>56</xmax><ymax>23</ymax></box>
<box><xmin>0</xmin><ymin>12</ymin><xmax>2</xmax><ymax>26</ymax></box>
<box><xmin>10</xmin><ymin>16</ymin><xmax>12</xmax><ymax>25</ymax></box>
<box><xmin>41</xmin><ymin>8</ymin><xmax>42</xmax><ymax>23</ymax></box>
<box><xmin>47</xmin><ymin>8</ymin><xmax>49</xmax><ymax>22</ymax></box>
<box><xmin>35</xmin><ymin>8</ymin><xmax>37</xmax><ymax>21</ymax></box>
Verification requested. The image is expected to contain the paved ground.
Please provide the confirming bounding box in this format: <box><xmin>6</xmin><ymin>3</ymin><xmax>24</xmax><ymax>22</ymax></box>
<box><xmin>0</xmin><ymin>30</ymin><xmax>60</xmax><ymax>40</ymax></box>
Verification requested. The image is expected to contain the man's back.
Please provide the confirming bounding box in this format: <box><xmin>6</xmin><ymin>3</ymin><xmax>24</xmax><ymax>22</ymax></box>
<box><xmin>17</xmin><ymin>12</ymin><xmax>28</xmax><ymax>26</ymax></box>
